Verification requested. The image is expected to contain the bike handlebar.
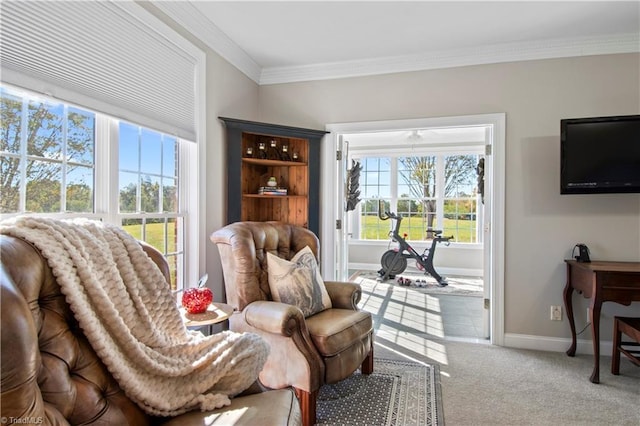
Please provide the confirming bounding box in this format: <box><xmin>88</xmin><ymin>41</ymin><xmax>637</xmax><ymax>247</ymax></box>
<box><xmin>378</xmin><ymin>199</ymin><xmax>394</xmax><ymax>220</ymax></box>
<box><xmin>377</xmin><ymin>200</ymin><xmax>455</xmax><ymax>242</ymax></box>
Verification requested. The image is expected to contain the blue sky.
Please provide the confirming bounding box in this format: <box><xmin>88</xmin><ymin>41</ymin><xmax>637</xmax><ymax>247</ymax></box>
<box><xmin>119</xmin><ymin>122</ymin><xmax>176</xmax><ymax>190</ymax></box>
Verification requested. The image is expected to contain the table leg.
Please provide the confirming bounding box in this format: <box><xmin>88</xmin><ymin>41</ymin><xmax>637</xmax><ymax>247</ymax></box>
<box><xmin>563</xmin><ymin>277</ymin><xmax>577</xmax><ymax>357</ymax></box>
<box><xmin>589</xmin><ymin>300</ymin><xmax>602</xmax><ymax>384</ymax></box>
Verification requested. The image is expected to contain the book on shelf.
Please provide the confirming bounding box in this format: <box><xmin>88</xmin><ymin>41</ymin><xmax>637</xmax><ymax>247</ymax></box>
<box><xmin>258</xmin><ymin>186</ymin><xmax>288</xmax><ymax>195</ymax></box>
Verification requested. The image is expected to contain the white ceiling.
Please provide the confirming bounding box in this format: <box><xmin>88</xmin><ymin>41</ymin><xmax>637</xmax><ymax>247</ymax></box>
<box><xmin>154</xmin><ymin>1</ymin><xmax>640</xmax><ymax>85</ymax></box>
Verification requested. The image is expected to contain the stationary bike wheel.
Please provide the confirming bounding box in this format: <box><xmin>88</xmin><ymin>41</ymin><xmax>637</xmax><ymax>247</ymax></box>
<box><xmin>380</xmin><ymin>250</ymin><xmax>407</xmax><ymax>275</ymax></box>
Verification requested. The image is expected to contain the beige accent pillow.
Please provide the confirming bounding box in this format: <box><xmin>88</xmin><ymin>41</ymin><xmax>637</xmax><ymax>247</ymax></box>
<box><xmin>266</xmin><ymin>246</ymin><xmax>332</xmax><ymax>317</ymax></box>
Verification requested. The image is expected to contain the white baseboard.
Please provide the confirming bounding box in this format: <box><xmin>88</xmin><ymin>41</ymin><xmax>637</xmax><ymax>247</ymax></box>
<box><xmin>349</xmin><ymin>262</ymin><xmax>483</xmax><ymax>277</ymax></box>
<box><xmin>504</xmin><ymin>333</ymin><xmax>612</xmax><ymax>356</ymax></box>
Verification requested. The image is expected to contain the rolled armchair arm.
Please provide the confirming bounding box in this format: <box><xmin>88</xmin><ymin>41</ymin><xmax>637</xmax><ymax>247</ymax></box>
<box><xmin>324</xmin><ymin>281</ymin><xmax>362</xmax><ymax>310</ymax></box>
<box><xmin>243</xmin><ymin>300</ymin><xmax>307</xmax><ymax>337</ymax></box>
<box><xmin>239</xmin><ymin>300</ymin><xmax>325</xmax><ymax>393</ymax></box>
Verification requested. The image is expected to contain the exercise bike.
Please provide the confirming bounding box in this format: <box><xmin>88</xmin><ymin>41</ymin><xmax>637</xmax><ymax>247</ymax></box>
<box><xmin>377</xmin><ymin>200</ymin><xmax>453</xmax><ymax>286</ymax></box>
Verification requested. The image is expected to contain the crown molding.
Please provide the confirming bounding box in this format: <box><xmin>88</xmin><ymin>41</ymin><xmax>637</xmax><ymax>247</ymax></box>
<box><xmin>150</xmin><ymin>2</ymin><xmax>639</xmax><ymax>86</ymax></box>
<box><xmin>259</xmin><ymin>33</ymin><xmax>640</xmax><ymax>85</ymax></box>
<box><xmin>151</xmin><ymin>1</ymin><xmax>262</xmax><ymax>84</ymax></box>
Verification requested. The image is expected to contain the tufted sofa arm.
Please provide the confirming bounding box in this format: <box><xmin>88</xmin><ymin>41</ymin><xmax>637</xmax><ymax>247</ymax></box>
<box><xmin>1</xmin><ymin>264</ymin><xmax>65</xmax><ymax>425</ymax></box>
<box><xmin>0</xmin><ymin>235</ymin><xmax>153</xmax><ymax>425</ymax></box>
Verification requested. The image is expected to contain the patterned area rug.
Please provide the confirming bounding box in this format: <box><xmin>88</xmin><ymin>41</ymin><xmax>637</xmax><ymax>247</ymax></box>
<box><xmin>316</xmin><ymin>358</ymin><xmax>444</xmax><ymax>426</ymax></box>
<box><xmin>351</xmin><ymin>269</ymin><xmax>483</xmax><ymax>297</ymax></box>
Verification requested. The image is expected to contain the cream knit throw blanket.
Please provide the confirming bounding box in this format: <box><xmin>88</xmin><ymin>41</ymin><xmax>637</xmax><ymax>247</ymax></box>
<box><xmin>0</xmin><ymin>217</ymin><xmax>269</xmax><ymax>417</ymax></box>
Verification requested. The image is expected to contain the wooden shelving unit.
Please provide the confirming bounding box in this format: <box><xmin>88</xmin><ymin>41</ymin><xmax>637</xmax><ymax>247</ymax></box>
<box><xmin>219</xmin><ymin>117</ymin><xmax>328</xmax><ymax>235</ymax></box>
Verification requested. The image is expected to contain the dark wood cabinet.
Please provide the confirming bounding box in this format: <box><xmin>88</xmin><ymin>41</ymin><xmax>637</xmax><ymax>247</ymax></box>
<box><xmin>219</xmin><ymin>117</ymin><xmax>327</xmax><ymax>235</ymax></box>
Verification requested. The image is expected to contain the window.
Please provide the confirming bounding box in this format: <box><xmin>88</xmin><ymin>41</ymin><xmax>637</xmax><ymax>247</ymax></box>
<box><xmin>442</xmin><ymin>154</ymin><xmax>479</xmax><ymax>243</ymax></box>
<box><xmin>359</xmin><ymin>157</ymin><xmax>391</xmax><ymax>240</ymax></box>
<box><xmin>0</xmin><ymin>85</ymin><xmax>191</xmax><ymax>290</ymax></box>
<box><xmin>1</xmin><ymin>89</ymin><xmax>96</xmax><ymax>214</ymax></box>
<box><xmin>354</xmin><ymin>152</ymin><xmax>481</xmax><ymax>243</ymax></box>
<box><xmin>398</xmin><ymin>155</ymin><xmax>438</xmax><ymax>238</ymax></box>
<box><xmin>118</xmin><ymin>123</ymin><xmax>184</xmax><ymax>289</ymax></box>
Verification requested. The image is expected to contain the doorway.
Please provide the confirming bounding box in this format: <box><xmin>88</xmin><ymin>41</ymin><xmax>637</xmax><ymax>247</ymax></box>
<box><xmin>321</xmin><ymin>114</ymin><xmax>505</xmax><ymax>345</ymax></box>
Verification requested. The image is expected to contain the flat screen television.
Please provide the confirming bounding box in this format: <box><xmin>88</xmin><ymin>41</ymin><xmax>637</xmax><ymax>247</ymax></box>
<box><xmin>560</xmin><ymin>114</ymin><xmax>640</xmax><ymax>194</ymax></box>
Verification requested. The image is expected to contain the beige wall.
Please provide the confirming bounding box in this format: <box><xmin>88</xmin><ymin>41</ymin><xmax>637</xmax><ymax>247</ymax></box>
<box><xmin>201</xmin><ymin>53</ymin><xmax>259</xmax><ymax>308</ymax></box>
<box><xmin>257</xmin><ymin>54</ymin><xmax>640</xmax><ymax>342</ymax></box>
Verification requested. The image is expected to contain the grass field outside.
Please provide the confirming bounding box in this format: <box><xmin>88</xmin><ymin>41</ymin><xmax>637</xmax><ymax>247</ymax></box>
<box><xmin>122</xmin><ymin>220</ymin><xmax>180</xmax><ymax>289</ymax></box>
<box><xmin>359</xmin><ymin>214</ymin><xmax>477</xmax><ymax>243</ymax></box>
<box><xmin>123</xmin><ymin>221</ymin><xmax>177</xmax><ymax>252</ymax></box>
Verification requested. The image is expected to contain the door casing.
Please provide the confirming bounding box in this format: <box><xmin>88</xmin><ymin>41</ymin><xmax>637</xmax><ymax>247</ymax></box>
<box><xmin>322</xmin><ymin>113</ymin><xmax>506</xmax><ymax>345</ymax></box>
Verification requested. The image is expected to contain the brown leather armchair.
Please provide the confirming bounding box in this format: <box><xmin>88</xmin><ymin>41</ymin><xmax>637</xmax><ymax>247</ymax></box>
<box><xmin>0</xmin><ymin>234</ymin><xmax>301</xmax><ymax>426</ymax></box>
<box><xmin>211</xmin><ymin>221</ymin><xmax>374</xmax><ymax>426</ymax></box>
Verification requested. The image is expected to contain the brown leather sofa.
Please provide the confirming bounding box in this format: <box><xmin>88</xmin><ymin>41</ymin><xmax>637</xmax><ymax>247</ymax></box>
<box><xmin>0</xmin><ymin>234</ymin><xmax>301</xmax><ymax>426</ymax></box>
<box><xmin>211</xmin><ymin>221</ymin><xmax>374</xmax><ymax>426</ymax></box>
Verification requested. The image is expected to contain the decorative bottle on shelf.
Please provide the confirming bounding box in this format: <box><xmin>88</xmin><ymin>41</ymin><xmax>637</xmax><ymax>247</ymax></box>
<box><xmin>267</xmin><ymin>139</ymin><xmax>280</xmax><ymax>160</ymax></box>
<box><xmin>257</xmin><ymin>142</ymin><xmax>267</xmax><ymax>159</ymax></box>
<box><xmin>280</xmin><ymin>144</ymin><xmax>291</xmax><ymax>161</ymax></box>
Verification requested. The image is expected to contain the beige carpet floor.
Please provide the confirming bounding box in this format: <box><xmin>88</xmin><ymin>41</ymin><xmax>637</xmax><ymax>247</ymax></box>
<box><xmin>373</xmin><ymin>339</ymin><xmax>639</xmax><ymax>425</ymax></box>
<box><xmin>357</xmin><ymin>277</ymin><xmax>640</xmax><ymax>425</ymax></box>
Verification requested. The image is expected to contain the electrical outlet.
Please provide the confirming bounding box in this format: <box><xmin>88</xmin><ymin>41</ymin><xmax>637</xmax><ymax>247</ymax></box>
<box><xmin>550</xmin><ymin>305</ymin><xmax>562</xmax><ymax>321</ymax></box>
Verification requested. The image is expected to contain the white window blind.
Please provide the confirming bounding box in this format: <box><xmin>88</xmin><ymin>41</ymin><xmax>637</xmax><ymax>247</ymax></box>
<box><xmin>1</xmin><ymin>1</ymin><xmax>200</xmax><ymax>141</ymax></box>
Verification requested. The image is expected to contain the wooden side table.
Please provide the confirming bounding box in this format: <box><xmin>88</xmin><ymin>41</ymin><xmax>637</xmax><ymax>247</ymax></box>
<box><xmin>563</xmin><ymin>259</ymin><xmax>640</xmax><ymax>383</ymax></box>
<box><xmin>180</xmin><ymin>302</ymin><xmax>234</xmax><ymax>334</ymax></box>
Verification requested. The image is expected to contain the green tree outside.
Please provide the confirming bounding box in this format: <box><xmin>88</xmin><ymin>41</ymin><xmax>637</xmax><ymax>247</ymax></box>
<box><xmin>1</xmin><ymin>88</ymin><xmax>95</xmax><ymax>213</ymax></box>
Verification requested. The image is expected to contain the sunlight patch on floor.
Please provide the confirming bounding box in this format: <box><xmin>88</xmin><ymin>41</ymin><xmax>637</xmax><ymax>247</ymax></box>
<box><xmin>357</xmin><ymin>273</ymin><xmax>487</xmax><ymax>364</ymax></box>
<box><xmin>380</xmin><ymin>308</ymin><xmax>443</xmax><ymax>335</ymax></box>
<box><xmin>376</xmin><ymin>328</ymin><xmax>449</xmax><ymax>365</ymax></box>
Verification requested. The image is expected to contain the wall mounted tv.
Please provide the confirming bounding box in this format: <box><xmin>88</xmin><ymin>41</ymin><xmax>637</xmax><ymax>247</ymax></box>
<box><xmin>560</xmin><ymin>114</ymin><xmax>640</xmax><ymax>194</ymax></box>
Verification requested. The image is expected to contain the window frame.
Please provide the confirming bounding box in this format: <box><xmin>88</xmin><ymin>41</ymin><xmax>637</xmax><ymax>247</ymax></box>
<box><xmin>0</xmin><ymin>85</ymin><xmax>197</xmax><ymax>291</ymax></box>
<box><xmin>351</xmin><ymin>146</ymin><xmax>484</xmax><ymax>246</ymax></box>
